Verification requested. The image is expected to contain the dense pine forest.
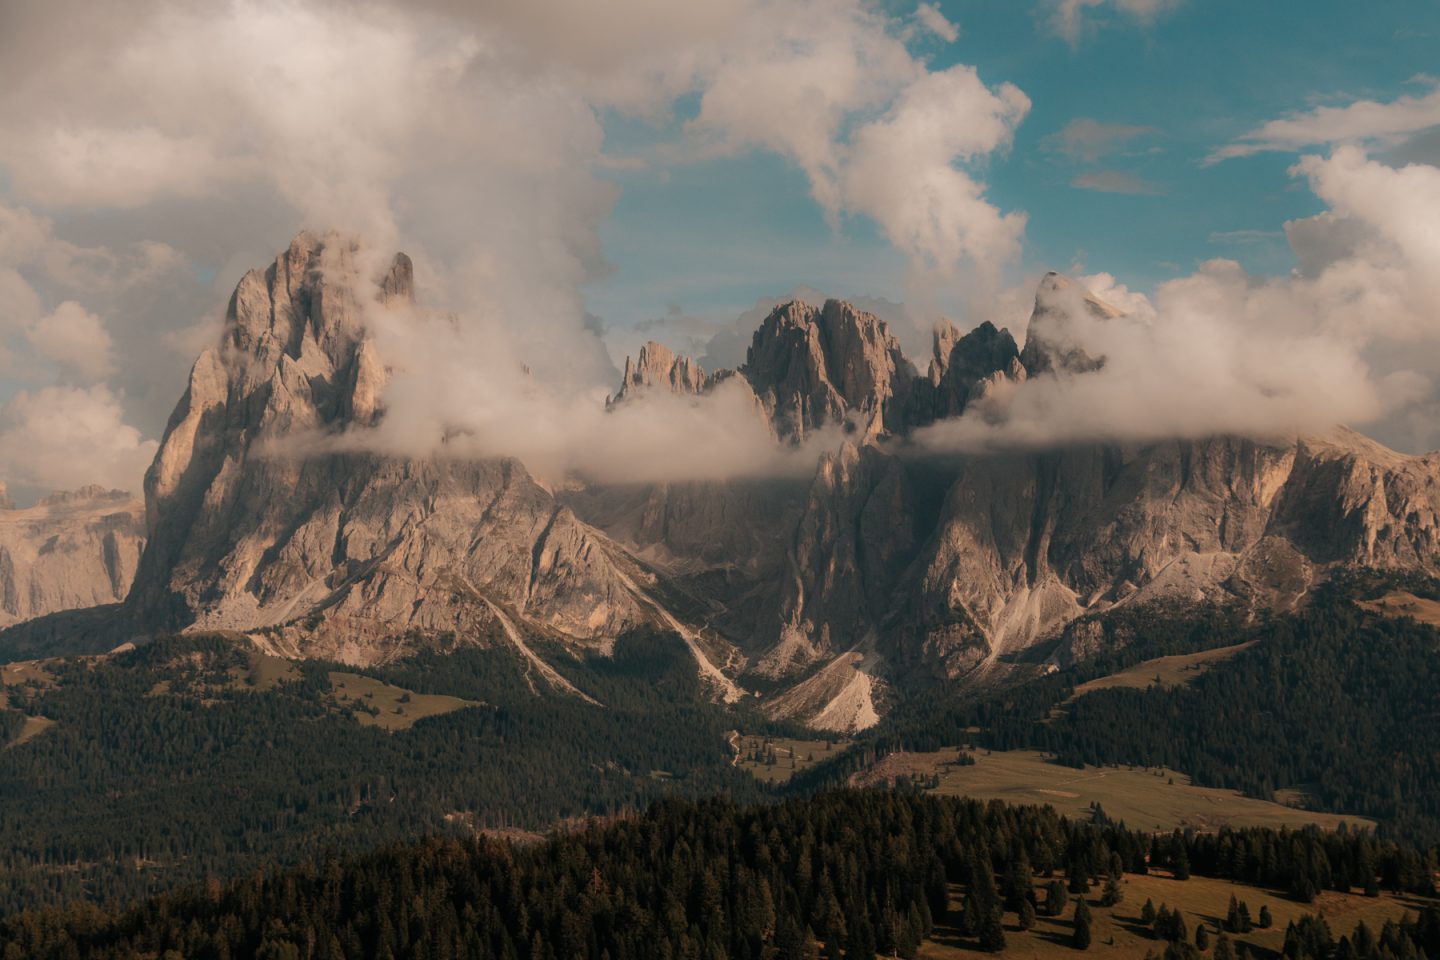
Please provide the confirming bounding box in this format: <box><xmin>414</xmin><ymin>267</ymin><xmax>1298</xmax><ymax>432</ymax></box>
<box><xmin>3</xmin><ymin>791</ymin><xmax>1437</xmax><ymax>960</ymax></box>
<box><xmin>0</xmin><ymin>632</ymin><xmax>775</xmax><ymax>912</ymax></box>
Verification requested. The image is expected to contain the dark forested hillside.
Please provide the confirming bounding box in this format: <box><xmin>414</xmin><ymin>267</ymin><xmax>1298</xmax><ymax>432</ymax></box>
<box><xmin>3</xmin><ymin>791</ymin><xmax>1437</xmax><ymax>960</ymax></box>
<box><xmin>0</xmin><ymin>632</ymin><xmax>769</xmax><ymax>913</ymax></box>
<box><xmin>787</xmin><ymin>580</ymin><xmax>1440</xmax><ymax>848</ymax></box>
<box><xmin>3</xmin><ymin>578</ymin><xmax>1440</xmax><ymax>918</ymax></box>
<box><xmin>1034</xmin><ymin>589</ymin><xmax>1440</xmax><ymax>846</ymax></box>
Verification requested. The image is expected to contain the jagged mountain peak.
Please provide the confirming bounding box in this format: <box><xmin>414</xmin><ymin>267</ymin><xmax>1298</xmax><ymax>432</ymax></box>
<box><xmin>611</xmin><ymin>297</ymin><xmax>920</xmax><ymax>442</ymax></box>
<box><xmin>10</xmin><ymin>240</ymin><xmax>1440</xmax><ymax>737</ymax></box>
<box><xmin>612</xmin><ymin>340</ymin><xmax>706</xmax><ymax>405</ymax></box>
<box><xmin>613</xmin><ymin>278</ymin><xmax>1128</xmax><ymax>445</ymax></box>
<box><xmin>1020</xmin><ymin>271</ymin><xmax>1117</xmax><ymax>376</ymax></box>
<box><xmin>739</xmin><ymin>299</ymin><xmax>914</xmax><ymax>437</ymax></box>
<box><xmin>926</xmin><ymin>319</ymin><xmax>1025</xmax><ymax>418</ymax></box>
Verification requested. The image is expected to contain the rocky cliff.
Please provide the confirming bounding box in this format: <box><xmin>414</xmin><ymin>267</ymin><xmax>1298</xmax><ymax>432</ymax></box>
<box><xmin>124</xmin><ymin>232</ymin><xmax>728</xmax><ymax>687</ymax></box>
<box><xmin>0</xmin><ymin>486</ymin><xmax>145</xmax><ymax>628</ymax></box>
<box><xmin>9</xmin><ymin>235</ymin><xmax>1438</xmax><ymax>733</ymax></box>
<box><xmin>596</xmin><ymin>281</ymin><xmax>1440</xmax><ymax>723</ymax></box>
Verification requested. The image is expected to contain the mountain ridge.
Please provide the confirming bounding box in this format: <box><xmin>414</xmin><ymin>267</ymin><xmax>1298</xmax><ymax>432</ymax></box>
<box><xmin>3</xmin><ymin>232</ymin><xmax>1438</xmax><ymax>732</ymax></box>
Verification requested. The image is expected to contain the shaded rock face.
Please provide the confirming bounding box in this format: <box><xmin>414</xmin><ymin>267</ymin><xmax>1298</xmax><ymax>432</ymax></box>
<box><xmin>739</xmin><ymin>299</ymin><xmax>916</xmax><ymax>442</ymax></box>
<box><xmin>1018</xmin><ymin>272</ymin><xmax>1115</xmax><ymax>376</ymax></box>
<box><xmin>0</xmin><ymin>487</ymin><xmax>145</xmax><ymax>628</ymax></box>
<box><xmin>129</xmin><ymin>232</ymin><xmax>656</xmax><ymax>664</ymax></box>
<box><xmin>920</xmin><ymin>319</ymin><xmax>1025</xmax><ymax>421</ymax></box>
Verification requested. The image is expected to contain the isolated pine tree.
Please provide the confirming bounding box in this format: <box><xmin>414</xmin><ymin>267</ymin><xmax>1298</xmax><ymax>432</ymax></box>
<box><xmin>1173</xmin><ymin>843</ymin><xmax>1191</xmax><ymax>881</ymax></box>
<box><xmin>1046</xmin><ymin>879</ymin><xmax>1069</xmax><ymax>917</ymax></box>
<box><xmin>1068</xmin><ymin>856</ymin><xmax>1091</xmax><ymax>894</ymax></box>
<box><xmin>1072</xmin><ymin>898</ymin><xmax>1093</xmax><ymax>950</ymax></box>
<box><xmin>978</xmin><ymin>906</ymin><xmax>1006</xmax><ymax>953</ymax></box>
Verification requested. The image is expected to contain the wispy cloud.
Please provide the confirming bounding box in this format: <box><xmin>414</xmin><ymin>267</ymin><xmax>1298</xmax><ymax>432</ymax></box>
<box><xmin>1207</xmin><ymin>81</ymin><xmax>1440</xmax><ymax>164</ymax></box>
<box><xmin>914</xmin><ymin>3</ymin><xmax>959</xmax><ymax>43</ymax></box>
<box><xmin>1208</xmin><ymin>229</ymin><xmax>1283</xmax><ymax>245</ymax></box>
<box><xmin>1049</xmin><ymin>0</ymin><xmax>1180</xmax><ymax>46</ymax></box>
<box><xmin>1046</xmin><ymin>118</ymin><xmax>1157</xmax><ymax>162</ymax></box>
<box><xmin>1071</xmin><ymin>170</ymin><xmax>1160</xmax><ymax>194</ymax></box>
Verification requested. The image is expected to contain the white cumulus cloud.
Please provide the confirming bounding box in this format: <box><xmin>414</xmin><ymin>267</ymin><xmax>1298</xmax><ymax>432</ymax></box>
<box><xmin>0</xmin><ymin>385</ymin><xmax>157</xmax><ymax>495</ymax></box>
<box><xmin>26</xmin><ymin>301</ymin><xmax>115</xmax><ymax>382</ymax></box>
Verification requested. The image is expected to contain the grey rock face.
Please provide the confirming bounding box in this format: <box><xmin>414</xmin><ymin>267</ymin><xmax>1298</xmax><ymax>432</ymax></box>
<box><xmin>128</xmin><ymin>232</ymin><xmax>657</xmax><ymax>665</ymax></box>
<box><xmin>0</xmin><ymin>487</ymin><xmax>144</xmax><ymax>628</ymax></box>
<box><xmin>1019</xmin><ymin>272</ymin><xmax>1115</xmax><ymax>376</ymax></box>
<box><xmin>611</xmin><ymin>341</ymin><xmax>706</xmax><ymax>404</ymax></box>
<box><xmin>18</xmin><ymin>239</ymin><xmax>1438</xmax><ymax>733</ymax></box>
<box><xmin>923</xmin><ymin>320</ymin><xmax>1025</xmax><ymax>420</ymax></box>
<box><xmin>738</xmin><ymin>299</ymin><xmax>916</xmax><ymax>442</ymax></box>
<box><xmin>600</xmin><ymin>273</ymin><xmax>1440</xmax><ymax>709</ymax></box>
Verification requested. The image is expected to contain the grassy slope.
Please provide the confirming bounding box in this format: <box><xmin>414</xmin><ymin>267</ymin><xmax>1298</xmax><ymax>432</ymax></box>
<box><xmin>868</xmin><ymin>749</ymin><xmax>1372</xmax><ymax>833</ymax></box>
<box><xmin>4</xmin><ymin>648</ymin><xmax>482</xmax><ymax>738</ymax></box>
<box><xmin>731</xmin><ymin>733</ymin><xmax>854</xmax><ymax>784</ymax></box>
<box><xmin>1059</xmin><ymin>640</ymin><xmax>1258</xmax><ymax>707</ymax></box>
<box><xmin>329</xmin><ymin>671</ymin><xmax>481</xmax><ymax>731</ymax></box>
<box><xmin>1</xmin><ymin>659</ymin><xmax>58</xmax><ymax>748</ymax></box>
<box><xmin>1357</xmin><ymin>591</ymin><xmax>1440</xmax><ymax>627</ymax></box>
<box><xmin>922</xmin><ymin>869</ymin><xmax>1428</xmax><ymax>959</ymax></box>
<box><xmin>6</xmin><ymin>715</ymin><xmax>54</xmax><ymax>748</ymax></box>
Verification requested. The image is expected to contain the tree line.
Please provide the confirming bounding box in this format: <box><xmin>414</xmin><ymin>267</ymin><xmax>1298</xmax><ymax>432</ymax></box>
<box><xmin>3</xmin><ymin>790</ymin><xmax>1438</xmax><ymax>960</ymax></box>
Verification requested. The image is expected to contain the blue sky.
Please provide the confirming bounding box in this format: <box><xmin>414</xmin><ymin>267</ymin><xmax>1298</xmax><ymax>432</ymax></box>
<box><xmin>2</xmin><ymin>0</ymin><xmax>1439</xmax><ymax>496</ymax></box>
<box><xmin>585</xmin><ymin>0</ymin><xmax>1440</xmax><ymax>332</ymax></box>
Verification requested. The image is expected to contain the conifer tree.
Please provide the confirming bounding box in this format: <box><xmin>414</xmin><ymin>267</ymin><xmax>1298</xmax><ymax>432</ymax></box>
<box><xmin>1072</xmin><ymin>898</ymin><xmax>1093</xmax><ymax>950</ymax></box>
<box><xmin>1172</xmin><ymin>836</ymin><xmax>1191</xmax><ymax>881</ymax></box>
<box><xmin>1046</xmin><ymin>879</ymin><xmax>1069</xmax><ymax>917</ymax></box>
<box><xmin>1068</xmin><ymin>857</ymin><xmax>1091</xmax><ymax>894</ymax></box>
<box><xmin>978</xmin><ymin>906</ymin><xmax>1006</xmax><ymax>953</ymax></box>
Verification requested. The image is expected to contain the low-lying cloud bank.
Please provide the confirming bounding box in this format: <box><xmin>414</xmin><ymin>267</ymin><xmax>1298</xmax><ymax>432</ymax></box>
<box><xmin>914</xmin><ymin>146</ymin><xmax>1440</xmax><ymax>456</ymax></box>
<box><xmin>344</xmin><ymin>302</ymin><xmax>848</xmax><ymax>486</ymax></box>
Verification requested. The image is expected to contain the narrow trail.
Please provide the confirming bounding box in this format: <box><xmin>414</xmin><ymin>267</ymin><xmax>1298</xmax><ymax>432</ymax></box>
<box><xmin>612</xmin><ymin>569</ymin><xmax>744</xmax><ymax>703</ymax></box>
<box><xmin>479</xmin><ymin>597</ymin><xmax>603</xmax><ymax>707</ymax></box>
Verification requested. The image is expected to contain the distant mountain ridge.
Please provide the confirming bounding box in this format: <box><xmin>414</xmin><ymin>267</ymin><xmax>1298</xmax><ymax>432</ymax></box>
<box><xmin>0</xmin><ymin>485</ymin><xmax>144</xmax><ymax>629</ymax></box>
<box><xmin>4</xmin><ymin>232</ymin><xmax>1438</xmax><ymax>731</ymax></box>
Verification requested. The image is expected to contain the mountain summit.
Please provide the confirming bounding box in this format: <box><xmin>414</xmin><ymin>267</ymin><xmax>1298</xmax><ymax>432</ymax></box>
<box><xmin>6</xmin><ymin>233</ymin><xmax>1439</xmax><ymax>730</ymax></box>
